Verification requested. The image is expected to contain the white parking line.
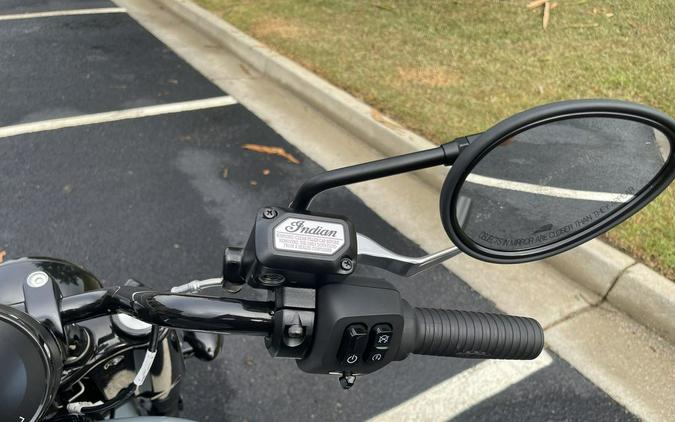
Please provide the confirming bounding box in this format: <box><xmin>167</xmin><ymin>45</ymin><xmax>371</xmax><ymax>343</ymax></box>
<box><xmin>369</xmin><ymin>351</ymin><xmax>554</xmax><ymax>422</ymax></box>
<box><xmin>0</xmin><ymin>8</ymin><xmax>127</xmax><ymax>21</ymax></box>
<box><xmin>0</xmin><ymin>96</ymin><xmax>238</xmax><ymax>138</ymax></box>
<box><xmin>466</xmin><ymin>174</ymin><xmax>634</xmax><ymax>203</ymax></box>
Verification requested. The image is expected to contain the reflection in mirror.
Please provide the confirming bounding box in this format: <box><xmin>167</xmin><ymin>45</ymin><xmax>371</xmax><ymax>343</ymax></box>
<box><xmin>456</xmin><ymin>117</ymin><xmax>670</xmax><ymax>251</ymax></box>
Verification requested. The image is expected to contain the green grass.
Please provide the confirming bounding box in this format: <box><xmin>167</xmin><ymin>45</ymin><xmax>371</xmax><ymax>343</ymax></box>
<box><xmin>196</xmin><ymin>0</ymin><xmax>674</xmax><ymax>279</ymax></box>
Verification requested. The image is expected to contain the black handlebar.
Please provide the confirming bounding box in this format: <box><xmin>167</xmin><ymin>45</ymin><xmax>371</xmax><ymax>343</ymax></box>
<box><xmin>60</xmin><ymin>286</ymin><xmax>274</xmax><ymax>336</ymax></box>
<box><xmin>59</xmin><ymin>286</ymin><xmax>544</xmax><ymax>367</ymax></box>
<box><xmin>411</xmin><ymin>308</ymin><xmax>544</xmax><ymax>360</ymax></box>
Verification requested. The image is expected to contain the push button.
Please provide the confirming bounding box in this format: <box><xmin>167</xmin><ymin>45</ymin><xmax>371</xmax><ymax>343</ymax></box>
<box><xmin>372</xmin><ymin>324</ymin><xmax>393</xmax><ymax>347</ymax></box>
<box><xmin>366</xmin><ymin>349</ymin><xmax>386</xmax><ymax>363</ymax></box>
<box><xmin>365</xmin><ymin>323</ymin><xmax>392</xmax><ymax>365</ymax></box>
<box><xmin>338</xmin><ymin>324</ymin><xmax>368</xmax><ymax>366</ymax></box>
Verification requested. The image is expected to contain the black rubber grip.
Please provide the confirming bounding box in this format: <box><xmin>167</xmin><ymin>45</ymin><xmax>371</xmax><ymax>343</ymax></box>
<box><xmin>413</xmin><ymin>308</ymin><xmax>544</xmax><ymax>360</ymax></box>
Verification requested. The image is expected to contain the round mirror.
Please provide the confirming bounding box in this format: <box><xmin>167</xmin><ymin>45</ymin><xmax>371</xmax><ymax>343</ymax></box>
<box><xmin>441</xmin><ymin>100</ymin><xmax>675</xmax><ymax>263</ymax></box>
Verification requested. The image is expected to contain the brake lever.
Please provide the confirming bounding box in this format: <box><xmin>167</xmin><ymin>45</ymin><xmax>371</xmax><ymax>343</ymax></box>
<box><xmin>356</xmin><ymin>233</ymin><xmax>460</xmax><ymax>277</ymax></box>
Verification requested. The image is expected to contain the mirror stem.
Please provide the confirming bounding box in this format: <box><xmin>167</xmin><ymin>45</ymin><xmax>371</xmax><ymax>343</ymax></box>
<box><xmin>290</xmin><ymin>137</ymin><xmax>473</xmax><ymax>211</ymax></box>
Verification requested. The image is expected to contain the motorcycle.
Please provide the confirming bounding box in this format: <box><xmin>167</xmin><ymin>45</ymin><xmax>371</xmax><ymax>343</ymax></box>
<box><xmin>2</xmin><ymin>99</ymin><xmax>674</xmax><ymax>421</ymax></box>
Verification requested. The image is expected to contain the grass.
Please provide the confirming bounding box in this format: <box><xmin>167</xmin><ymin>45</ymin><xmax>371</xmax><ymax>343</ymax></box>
<box><xmin>196</xmin><ymin>0</ymin><xmax>674</xmax><ymax>279</ymax></box>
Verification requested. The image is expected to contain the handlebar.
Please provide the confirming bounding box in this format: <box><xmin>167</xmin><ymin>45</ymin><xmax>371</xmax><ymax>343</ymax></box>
<box><xmin>60</xmin><ymin>286</ymin><xmax>274</xmax><ymax>336</ymax></box>
<box><xmin>410</xmin><ymin>307</ymin><xmax>544</xmax><ymax>360</ymax></box>
<box><xmin>58</xmin><ymin>283</ymin><xmax>544</xmax><ymax>375</ymax></box>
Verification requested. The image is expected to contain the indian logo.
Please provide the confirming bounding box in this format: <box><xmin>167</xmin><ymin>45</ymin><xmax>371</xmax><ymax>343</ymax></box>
<box><xmin>283</xmin><ymin>220</ymin><xmax>338</xmax><ymax>237</ymax></box>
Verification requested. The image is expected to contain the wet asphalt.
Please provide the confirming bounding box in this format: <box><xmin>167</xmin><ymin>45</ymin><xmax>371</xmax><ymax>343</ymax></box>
<box><xmin>0</xmin><ymin>2</ymin><xmax>636</xmax><ymax>421</ymax></box>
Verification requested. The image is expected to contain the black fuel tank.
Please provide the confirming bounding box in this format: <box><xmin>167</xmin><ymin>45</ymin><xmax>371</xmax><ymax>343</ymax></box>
<box><xmin>0</xmin><ymin>257</ymin><xmax>102</xmax><ymax>306</ymax></box>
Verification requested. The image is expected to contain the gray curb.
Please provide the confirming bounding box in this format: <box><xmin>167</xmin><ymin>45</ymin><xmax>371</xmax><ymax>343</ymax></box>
<box><xmin>159</xmin><ymin>0</ymin><xmax>675</xmax><ymax>343</ymax></box>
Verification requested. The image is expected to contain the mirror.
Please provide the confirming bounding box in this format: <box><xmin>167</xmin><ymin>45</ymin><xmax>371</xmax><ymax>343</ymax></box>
<box><xmin>441</xmin><ymin>100</ymin><xmax>675</xmax><ymax>263</ymax></box>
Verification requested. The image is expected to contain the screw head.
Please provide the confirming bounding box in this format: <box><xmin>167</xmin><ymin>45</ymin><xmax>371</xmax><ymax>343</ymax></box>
<box><xmin>340</xmin><ymin>257</ymin><xmax>353</xmax><ymax>272</ymax></box>
<box><xmin>262</xmin><ymin>208</ymin><xmax>278</xmax><ymax>219</ymax></box>
<box><xmin>26</xmin><ymin>271</ymin><xmax>49</xmax><ymax>288</ymax></box>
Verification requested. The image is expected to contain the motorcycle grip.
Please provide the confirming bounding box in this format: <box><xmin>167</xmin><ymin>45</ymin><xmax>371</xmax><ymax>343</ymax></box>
<box><xmin>412</xmin><ymin>308</ymin><xmax>544</xmax><ymax>360</ymax></box>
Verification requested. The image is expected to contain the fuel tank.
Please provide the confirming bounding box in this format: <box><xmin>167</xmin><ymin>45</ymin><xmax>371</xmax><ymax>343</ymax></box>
<box><xmin>0</xmin><ymin>257</ymin><xmax>102</xmax><ymax>306</ymax></box>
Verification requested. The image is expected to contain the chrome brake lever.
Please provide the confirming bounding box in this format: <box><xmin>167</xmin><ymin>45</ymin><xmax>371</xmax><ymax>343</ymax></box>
<box><xmin>356</xmin><ymin>233</ymin><xmax>461</xmax><ymax>277</ymax></box>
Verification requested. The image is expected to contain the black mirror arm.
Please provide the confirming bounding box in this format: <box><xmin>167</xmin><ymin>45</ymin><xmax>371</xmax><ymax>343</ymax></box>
<box><xmin>290</xmin><ymin>136</ymin><xmax>475</xmax><ymax>211</ymax></box>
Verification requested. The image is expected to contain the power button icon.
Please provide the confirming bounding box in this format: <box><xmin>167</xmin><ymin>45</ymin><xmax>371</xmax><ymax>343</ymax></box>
<box><xmin>346</xmin><ymin>354</ymin><xmax>358</xmax><ymax>364</ymax></box>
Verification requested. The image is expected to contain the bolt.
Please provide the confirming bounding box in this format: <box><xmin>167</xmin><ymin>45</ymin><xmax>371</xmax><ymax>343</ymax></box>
<box><xmin>258</xmin><ymin>272</ymin><xmax>285</xmax><ymax>286</ymax></box>
<box><xmin>262</xmin><ymin>208</ymin><xmax>277</xmax><ymax>219</ymax></box>
<box><xmin>104</xmin><ymin>355</ymin><xmax>124</xmax><ymax>370</ymax></box>
<box><xmin>340</xmin><ymin>257</ymin><xmax>353</xmax><ymax>272</ymax></box>
<box><xmin>287</xmin><ymin>324</ymin><xmax>304</xmax><ymax>339</ymax></box>
<box><xmin>26</xmin><ymin>271</ymin><xmax>49</xmax><ymax>288</ymax></box>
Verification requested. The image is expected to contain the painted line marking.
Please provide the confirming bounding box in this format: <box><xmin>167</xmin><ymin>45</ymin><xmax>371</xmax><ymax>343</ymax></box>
<box><xmin>654</xmin><ymin>128</ymin><xmax>670</xmax><ymax>161</ymax></box>
<box><xmin>0</xmin><ymin>96</ymin><xmax>238</xmax><ymax>138</ymax></box>
<box><xmin>369</xmin><ymin>351</ymin><xmax>553</xmax><ymax>422</ymax></box>
<box><xmin>466</xmin><ymin>174</ymin><xmax>634</xmax><ymax>203</ymax></box>
<box><xmin>0</xmin><ymin>8</ymin><xmax>127</xmax><ymax>21</ymax></box>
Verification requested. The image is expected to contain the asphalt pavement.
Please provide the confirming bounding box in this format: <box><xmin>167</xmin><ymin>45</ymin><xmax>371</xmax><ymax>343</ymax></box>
<box><xmin>0</xmin><ymin>2</ymin><xmax>637</xmax><ymax>421</ymax></box>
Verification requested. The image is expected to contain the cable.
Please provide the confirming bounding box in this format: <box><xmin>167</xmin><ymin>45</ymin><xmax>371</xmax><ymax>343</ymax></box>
<box><xmin>68</xmin><ymin>325</ymin><xmax>161</xmax><ymax>417</ymax></box>
<box><xmin>61</xmin><ymin>327</ymin><xmax>169</xmax><ymax>389</ymax></box>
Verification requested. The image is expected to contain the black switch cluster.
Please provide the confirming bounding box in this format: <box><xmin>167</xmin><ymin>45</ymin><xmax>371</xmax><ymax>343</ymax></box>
<box><xmin>337</xmin><ymin>323</ymin><xmax>393</xmax><ymax>366</ymax></box>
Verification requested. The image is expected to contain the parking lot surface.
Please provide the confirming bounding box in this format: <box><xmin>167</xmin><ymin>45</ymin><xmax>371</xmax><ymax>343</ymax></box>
<box><xmin>0</xmin><ymin>2</ymin><xmax>636</xmax><ymax>421</ymax></box>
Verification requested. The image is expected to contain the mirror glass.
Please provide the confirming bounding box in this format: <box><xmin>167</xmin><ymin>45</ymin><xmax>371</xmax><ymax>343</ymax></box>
<box><xmin>455</xmin><ymin>117</ymin><xmax>671</xmax><ymax>251</ymax></box>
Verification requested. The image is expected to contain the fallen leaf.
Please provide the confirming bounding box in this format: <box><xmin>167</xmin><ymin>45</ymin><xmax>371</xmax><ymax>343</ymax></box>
<box><xmin>250</xmin><ymin>180</ymin><xmax>258</xmax><ymax>186</ymax></box>
<box><xmin>371</xmin><ymin>109</ymin><xmax>403</xmax><ymax>131</ymax></box>
<box><xmin>374</xmin><ymin>3</ymin><xmax>394</xmax><ymax>12</ymax></box>
<box><xmin>223</xmin><ymin>167</ymin><xmax>229</xmax><ymax>178</ymax></box>
<box><xmin>168</xmin><ymin>79</ymin><xmax>178</xmax><ymax>85</ymax></box>
<box><xmin>527</xmin><ymin>0</ymin><xmax>547</xmax><ymax>9</ymax></box>
<box><xmin>239</xmin><ymin>63</ymin><xmax>253</xmax><ymax>76</ymax></box>
<box><xmin>606</xmin><ymin>12</ymin><xmax>614</xmax><ymax>18</ymax></box>
<box><xmin>262</xmin><ymin>168</ymin><xmax>270</xmax><ymax>176</ymax></box>
<box><xmin>241</xmin><ymin>144</ymin><xmax>300</xmax><ymax>164</ymax></box>
<box><xmin>0</xmin><ymin>249</ymin><xmax>5</xmax><ymax>264</ymax></box>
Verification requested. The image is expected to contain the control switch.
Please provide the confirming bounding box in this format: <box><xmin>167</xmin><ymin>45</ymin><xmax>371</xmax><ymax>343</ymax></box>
<box><xmin>372</xmin><ymin>324</ymin><xmax>393</xmax><ymax>347</ymax></box>
<box><xmin>338</xmin><ymin>324</ymin><xmax>368</xmax><ymax>366</ymax></box>
<box><xmin>366</xmin><ymin>323</ymin><xmax>393</xmax><ymax>364</ymax></box>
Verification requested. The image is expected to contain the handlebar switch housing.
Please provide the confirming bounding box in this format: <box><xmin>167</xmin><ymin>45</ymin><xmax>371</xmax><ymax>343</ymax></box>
<box><xmin>266</xmin><ymin>287</ymin><xmax>316</xmax><ymax>359</ymax></box>
<box><xmin>236</xmin><ymin>207</ymin><xmax>357</xmax><ymax>289</ymax></box>
<box><xmin>297</xmin><ymin>277</ymin><xmax>405</xmax><ymax>375</ymax></box>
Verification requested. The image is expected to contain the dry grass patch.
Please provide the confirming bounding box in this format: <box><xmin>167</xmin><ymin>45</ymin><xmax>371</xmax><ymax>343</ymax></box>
<box><xmin>250</xmin><ymin>17</ymin><xmax>307</xmax><ymax>39</ymax></box>
<box><xmin>396</xmin><ymin>67</ymin><xmax>460</xmax><ymax>88</ymax></box>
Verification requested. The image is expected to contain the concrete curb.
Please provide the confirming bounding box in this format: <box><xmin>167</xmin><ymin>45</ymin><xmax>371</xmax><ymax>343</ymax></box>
<box><xmin>159</xmin><ymin>0</ymin><xmax>675</xmax><ymax>343</ymax></box>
